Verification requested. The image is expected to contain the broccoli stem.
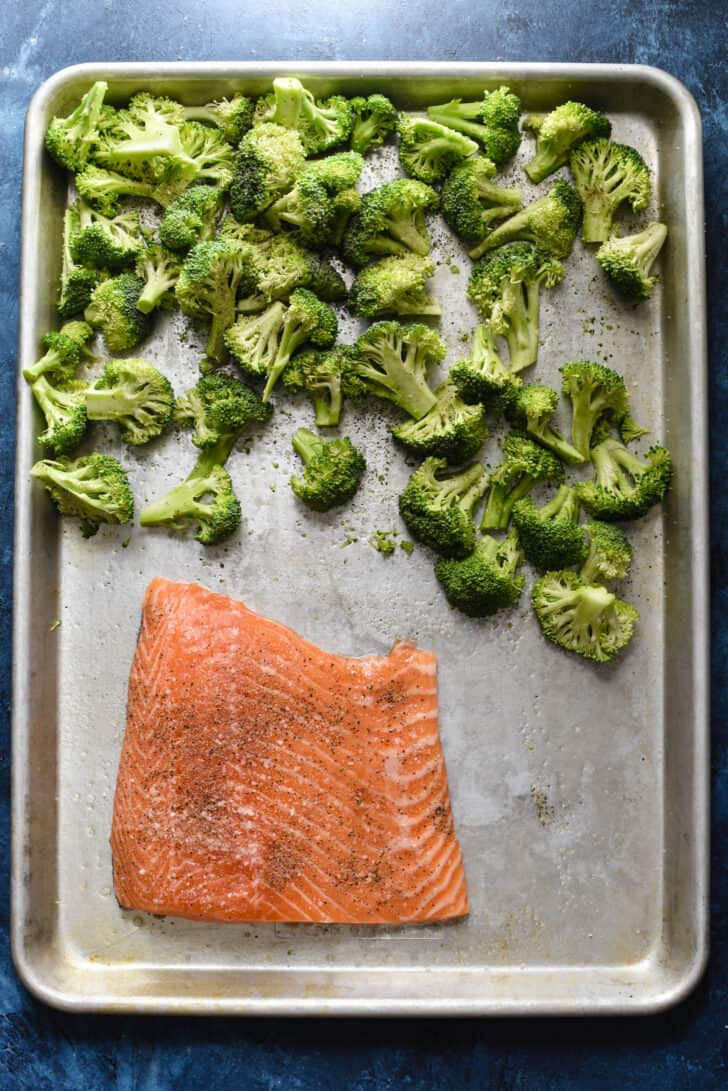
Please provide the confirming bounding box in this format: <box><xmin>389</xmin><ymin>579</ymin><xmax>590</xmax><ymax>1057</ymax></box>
<box><xmin>571</xmin><ymin>397</ymin><xmax>601</xmax><ymax>459</ymax></box>
<box><xmin>262</xmin><ymin>318</ymin><xmax>307</xmax><ymax>402</ymax></box>
<box><xmin>540</xmin><ymin>484</ymin><xmax>581</xmax><ymax>522</ymax></box>
<box><xmin>393</xmin><ymin>294</ymin><xmax>441</xmax><ymax>318</ymax></box>
<box><xmin>385</xmin><ymin>215</ymin><xmax>430</xmax><ymax>256</ymax></box>
<box><xmin>427</xmin><ymin>103</ymin><xmax>485</xmax><ymax>142</ymax></box>
<box><xmin>524</xmin><ymin>150</ymin><xmax>560</xmax><ymax>185</ymax></box>
<box><xmin>481</xmin><ymin>475</ymin><xmax>534</xmax><ymax>531</ymax></box>
<box><xmin>193</xmin><ymin>436</ymin><xmax>237</xmax><ymax>474</ymax></box>
<box><xmin>312</xmin><ymin>386</ymin><xmax>341</xmax><ymax>428</ymax></box>
<box><xmin>475</xmin><ymin>178</ymin><xmax>522</xmax><ymax>217</ymax></box>
<box><xmin>291</xmin><ymin>427</ymin><xmax>323</xmax><ymax>465</ymax></box>
<box><xmin>270</xmin><ymin>79</ymin><xmax>305</xmax><ymax>128</ymax></box>
<box><xmin>581</xmin><ymin>197</ymin><xmax>614</xmax><ymax>244</ymax></box>
<box><xmin>502</xmin><ymin>280</ymin><xmax>540</xmax><ymax>373</ymax></box>
<box><xmin>23</xmin><ymin>349</ymin><xmax>63</xmax><ymax>383</ymax></box>
<box><xmin>206</xmin><ymin>299</ymin><xmax>237</xmax><ymax>364</ymax></box>
<box><xmin>137</xmin><ymin>272</ymin><xmax>170</xmax><ymax>314</ymax></box>
<box><xmin>84</xmin><ymin>387</ymin><xmax>129</xmax><ymax>419</ymax></box>
<box><xmin>436</xmin><ymin>463</ymin><xmax>488</xmax><ymax>511</ymax></box>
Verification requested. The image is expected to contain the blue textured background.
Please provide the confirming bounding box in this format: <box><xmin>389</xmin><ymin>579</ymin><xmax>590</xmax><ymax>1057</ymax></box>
<box><xmin>1</xmin><ymin>1</ymin><xmax>726</xmax><ymax>1086</ymax></box>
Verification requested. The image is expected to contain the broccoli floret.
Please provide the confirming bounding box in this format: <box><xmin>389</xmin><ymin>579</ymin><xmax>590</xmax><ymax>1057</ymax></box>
<box><xmin>391</xmin><ymin>381</ymin><xmax>488</xmax><ymax>463</ymax></box>
<box><xmin>468</xmin><ymin>243</ymin><xmax>564</xmax><ymax>372</ymax></box>
<box><xmin>532</xmin><ymin>570</ymin><xmax>638</xmax><ymax>662</ymax></box>
<box><xmin>44</xmin><ymin>81</ymin><xmax>108</xmax><ymax>171</ymax></box>
<box><xmin>134</xmin><ymin>245</ymin><xmax>183</xmax><ymax>313</ymax></box>
<box><xmin>580</xmin><ymin>520</ymin><xmax>633</xmax><ymax>583</ymax></box>
<box><xmin>300</xmin><ymin>151</ymin><xmax>364</xmax><ymax>192</ymax></box>
<box><xmin>441</xmin><ymin>156</ymin><xmax>522</xmax><ymax>249</ymax></box>
<box><xmin>23</xmin><ymin>321</ymin><xmax>94</xmax><ymax>384</ymax></box>
<box><xmin>570</xmin><ymin>139</ymin><xmax>651</xmax><ymax>243</ymax></box>
<box><xmin>175</xmin><ymin>373</ymin><xmax>272</xmax><ymax>448</ymax></box>
<box><xmin>397</xmin><ymin>116</ymin><xmax>478</xmax><ymax>185</ymax></box>
<box><xmin>427</xmin><ymin>85</ymin><xmax>522</xmax><ymax>163</ymax></box>
<box><xmin>469</xmin><ymin>180</ymin><xmax>582</xmax><ymax>260</ymax></box>
<box><xmin>435</xmin><ymin>530</ymin><xmax>525</xmax><ymax>617</ymax></box>
<box><xmin>348</xmin><ymin>255</ymin><xmax>440</xmax><ymax>318</ymax></box>
<box><xmin>29</xmin><ymin>377</ymin><xmax>88</xmax><ymax>454</ymax></box>
<box><xmin>350</xmin><ymin>94</ymin><xmax>398</xmax><ymax>154</ymax></box>
<box><xmin>140</xmin><ymin>455</ymin><xmax>241</xmax><ymax>545</ymax></box>
<box><xmin>229</xmin><ymin>123</ymin><xmax>306</xmax><ymax>222</ymax></box>
<box><xmin>512</xmin><ymin>485</ymin><xmax>587</xmax><ymax>571</ymax></box>
<box><xmin>240</xmin><ymin>232</ymin><xmax>346</xmax><ymax>307</ymax></box>
<box><xmin>346</xmin><ymin>321</ymin><xmax>444</xmax><ymax>419</ymax></box>
<box><xmin>84</xmin><ymin>358</ymin><xmax>175</xmax><ymax>445</ymax></box>
<box><xmin>559</xmin><ymin>361</ymin><xmax>630</xmax><ymax>459</ymax></box>
<box><xmin>84</xmin><ymin>273</ymin><xmax>151</xmax><ymax>354</ymax></box>
<box><xmin>224</xmin><ymin>300</ymin><xmax>287</xmax><ymax>376</ymax></box>
<box><xmin>57</xmin><ymin>208</ymin><xmax>104</xmax><ymax>318</ymax></box>
<box><xmin>399</xmin><ymin>457</ymin><xmax>488</xmax><ymax>557</ymax></box>
<box><xmin>524</xmin><ymin>101</ymin><xmax>612</xmax><ymax>183</ymax></box>
<box><xmin>329</xmin><ymin>187</ymin><xmax>362</xmax><ymax>248</ymax></box>
<box><xmin>505</xmin><ymin>384</ymin><xmax>585</xmax><ymax>465</ymax></box>
<box><xmin>262</xmin><ymin>172</ymin><xmax>336</xmax><ymax>248</ymax></box>
<box><xmin>282</xmin><ymin>346</ymin><xmax>355</xmax><ymax>427</ymax></box>
<box><xmin>31</xmin><ymin>452</ymin><xmax>134</xmax><ymax>537</ymax></box>
<box><xmin>68</xmin><ymin>200</ymin><xmax>143</xmax><ymax>270</ymax></box>
<box><xmin>256</xmin><ymin>78</ymin><xmax>353</xmax><ymax>155</ymax></box>
<box><xmin>481</xmin><ymin>432</ymin><xmax>564</xmax><ymax>531</ymax></box>
<box><xmin>175</xmin><ymin>236</ymin><xmax>253</xmax><ymax>363</ymax></box>
<box><xmin>450</xmin><ymin>325</ymin><xmax>522</xmax><ymax>409</ymax></box>
<box><xmin>342</xmin><ymin>178</ymin><xmax>439</xmax><ymax>267</ymax></box>
<box><xmin>577</xmin><ymin>437</ymin><xmax>673</xmax><ymax>521</ymax></box>
<box><xmin>290</xmin><ymin>428</ymin><xmax>365</xmax><ymax>511</ymax></box>
<box><xmin>158</xmin><ymin>185</ymin><xmax>225</xmax><ymax>252</ymax></box>
<box><xmin>596</xmin><ymin>222</ymin><xmax>668</xmax><ymax>301</ymax></box>
<box><xmin>181</xmin><ymin>95</ymin><xmax>255</xmax><ymax>145</ymax></box>
<box><xmin>74</xmin><ymin>165</ymin><xmax>156</xmax><ymax>216</ymax></box>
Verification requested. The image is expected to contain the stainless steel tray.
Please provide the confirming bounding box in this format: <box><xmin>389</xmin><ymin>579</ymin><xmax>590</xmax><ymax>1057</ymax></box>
<box><xmin>13</xmin><ymin>62</ymin><xmax>708</xmax><ymax>1015</ymax></box>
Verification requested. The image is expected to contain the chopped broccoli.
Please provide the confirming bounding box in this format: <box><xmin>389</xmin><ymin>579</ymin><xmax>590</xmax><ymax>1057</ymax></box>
<box><xmin>441</xmin><ymin>155</ymin><xmax>522</xmax><ymax>249</ymax></box>
<box><xmin>532</xmin><ymin>570</ymin><xmax>638</xmax><ymax>662</ymax></box>
<box><xmin>435</xmin><ymin>530</ymin><xmax>525</xmax><ymax>617</ymax></box>
<box><xmin>23</xmin><ymin>321</ymin><xmax>94</xmax><ymax>384</ymax></box>
<box><xmin>74</xmin><ymin>165</ymin><xmax>156</xmax><ymax>216</ymax></box>
<box><xmin>282</xmin><ymin>346</ymin><xmax>355</xmax><ymax>427</ymax></box>
<box><xmin>397</xmin><ymin>116</ymin><xmax>478</xmax><ymax>185</ymax></box>
<box><xmin>348</xmin><ymin>255</ymin><xmax>440</xmax><ymax>318</ymax></box>
<box><xmin>391</xmin><ymin>381</ymin><xmax>488</xmax><ymax>463</ymax></box>
<box><xmin>346</xmin><ymin>321</ymin><xmax>445</xmax><ymax>419</ymax></box>
<box><xmin>577</xmin><ymin>437</ymin><xmax>673</xmax><ymax>521</ymax></box>
<box><xmin>570</xmin><ymin>139</ymin><xmax>651</xmax><ymax>243</ymax></box>
<box><xmin>343</xmin><ymin>178</ymin><xmax>439</xmax><ymax>266</ymax></box>
<box><xmin>31</xmin><ymin>452</ymin><xmax>134</xmax><ymax>537</ymax></box>
<box><xmin>256</xmin><ymin>77</ymin><xmax>353</xmax><ymax>155</ymax></box>
<box><xmin>560</xmin><ymin>361</ymin><xmax>630</xmax><ymax>459</ymax></box>
<box><xmin>468</xmin><ymin>243</ymin><xmax>564</xmax><ymax>372</ymax></box>
<box><xmin>175</xmin><ymin>236</ymin><xmax>253</xmax><ymax>363</ymax></box>
<box><xmin>290</xmin><ymin>427</ymin><xmax>365</xmax><ymax>511</ymax></box>
<box><xmin>134</xmin><ymin>245</ymin><xmax>183</xmax><ymax>313</ymax></box>
<box><xmin>84</xmin><ymin>273</ymin><xmax>151</xmax><ymax>353</ymax></box>
<box><xmin>524</xmin><ymin>101</ymin><xmax>612</xmax><ymax>183</ymax></box>
<box><xmin>512</xmin><ymin>485</ymin><xmax>588</xmax><ymax>571</ymax></box>
<box><xmin>300</xmin><ymin>151</ymin><xmax>364</xmax><ymax>192</ymax></box>
<box><xmin>84</xmin><ymin>358</ymin><xmax>175</xmax><ymax>445</ymax></box>
<box><xmin>139</xmin><ymin>454</ymin><xmax>241</xmax><ymax>545</ymax></box>
<box><xmin>580</xmin><ymin>520</ymin><xmax>633</xmax><ymax>583</ymax></box>
<box><xmin>29</xmin><ymin>377</ymin><xmax>88</xmax><ymax>454</ymax></box>
<box><xmin>329</xmin><ymin>186</ymin><xmax>362</xmax><ymax>248</ymax></box>
<box><xmin>350</xmin><ymin>94</ymin><xmax>398</xmax><ymax>154</ymax></box>
<box><xmin>596</xmin><ymin>222</ymin><xmax>668</xmax><ymax>301</ymax></box>
<box><xmin>450</xmin><ymin>325</ymin><xmax>522</xmax><ymax>409</ymax></box>
<box><xmin>262</xmin><ymin>172</ymin><xmax>336</xmax><ymax>248</ymax></box>
<box><xmin>44</xmin><ymin>80</ymin><xmax>108</xmax><ymax>171</ymax></box>
<box><xmin>469</xmin><ymin>179</ymin><xmax>582</xmax><ymax>260</ymax></box>
<box><xmin>57</xmin><ymin>208</ymin><xmax>104</xmax><ymax>318</ymax></box>
<box><xmin>369</xmin><ymin>529</ymin><xmax>397</xmax><ymax>555</ymax></box>
<box><xmin>505</xmin><ymin>384</ymin><xmax>585</xmax><ymax>464</ymax></box>
<box><xmin>399</xmin><ymin>457</ymin><xmax>488</xmax><ymax>557</ymax></box>
<box><xmin>481</xmin><ymin>432</ymin><xmax>564</xmax><ymax>531</ymax></box>
<box><xmin>241</xmin><ymin>232</ymin><xmax>346</xmax><ymax>307</ymax></box>
<box><xmin>158</xmin><ymin>185</ymin><xmax>225</xmax><ymax>252</ymax></box>
<box><xmin>427</xmin><ymin>85</ymin><xmax>522</xmax><ymax>163</ymax></box>
<box><xmin>224</xmin><ymin>300</ymin><xmax>287</xmax><ymax>376</ymax></box>
<box><xmin>175</xmin><ymin>373</ymin><xmax>272</xmax><ymax>449</ymax></box>
<box><xmin>181</xmin><ymin>95</ymin><xmax>255</xmax><ymax>145</ymax></box>
<box><xmin>68</xmin><ymin>200</ymin><xmax>143</xmax><ymax>270</ymax></box>
<box><xmin>229</xmin><ymin>123</ymin><xmax>306</xmax><ymax>222</ymax></box>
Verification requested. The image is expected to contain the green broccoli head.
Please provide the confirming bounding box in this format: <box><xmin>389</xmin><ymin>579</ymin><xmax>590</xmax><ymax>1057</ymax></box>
<box><xmin>83</xmin><ymin>358</ymin><xmax>175</xmax><ymax>445</ymax></box>
<box><xmin>348</xmin><ymin>255</ymin><xmax>440</xmax><ymax>318</ymax></box>
<box><xmin>435</xmin><ymin>529</ymin><xmax>525</xmax><ymax>617</ymax></box>
<box><xmin>346</xmin><ymin>320</ymin><xmax>445</xmax><ymax>419</ymax></box>
<box><xmin>532</xmin><ymin>570</ymin><xmax>639</xmax><ymax>662</ymax></box>
<box><xmin>399</xmin><ymin>457</ymin><xmax>489</xmax><ymax>557</ymax></box>
<box><xmin>512</xmin><ymin>485</ymin><xmax>588</xmax><ymax>571</ymax></box>
<box><xmin>257</xmin><ymin>78</ymin><xmax>354</xmax><ymax>155</ymax></box>
<box><xmin>262</xmin><ymin>172</ymin><xmax>337</xmax><ymax>248</ymax></box>
<box><xmin>570</xmin><ymin>139</ymin><xmax>651</xmax><ymax>243</ymax></box>
<box><xmin>300</xmin><ymin>151</ymin><xmax>364</xmax><ymax>193</ymax></box>
<box><xmin>224</xmin><ymin>301</ymin><xmax>288</xmax><ymax>378</ymax></box>
<box><xmin>68</xmin><ymin>200</ymin><xmax>143</xmax><ymax>270</ymax></box>
<box><xmin>57</xmin><ymin>207</ymin><xmax>104</xmax><ymax>318</ymax></box>
<box><xmin>469</xmin><ymin>180</ymin><xmax>582</xmax><ymax>260</ymax></box>
<box><xmin>468</xmin><ymin>243</ymin><xmax>564</xmax><ymax>372</ymax></box>
<box><xmin>441</xmin><ymin>155</ymin><xmax>522</xmax><ymax>248</ymax></box>
<box><xmin>596</xmin><ymin>222</ymin><xmax>668</xmax><ymax>301</ymax></box>
<box><xmin>84</xmin><ymin>273</ymin><xmax>151</xmax><ymax>354</ymax></box>
<box><xmin>481</xmin><ymin>431</ymin><xmax>565</xmax><ymax>531</ymax></box>
<box><xmin>181</xmin><ymin>95</ymin><xmax>255</xmax><ymax>145</ymax></box>
<box><xmin>290</xmin><ymin>427</ymin><xmax>365</xmax><ymax>511</ymax></box>
<box><xmin>30</xmin><ymin>376</ymin><xmax>88</xmax><ymax>454</ymax></box>
<box><xmin>343</xmin><ymin>178</ymin><xmax>439</xmax><ymax>266</ymax></box>
<box><xmin>450</xmin><ymin>325</ymin><xmax>522</xmax><ymax>409</ymax></box>
<box><xmin>158</xmin><ymin>185</ymin><xmax>225</xmax><ymax>252</ymax></box>
<box><xmin>391</xmin><ymin>381</ymin><xmax>488</xmax><ymax>463</ymax></box>
<box><xmin>261</xmin><ymin>288</ymin><xmax>338</xmax><ymax>400</ymax></box>
<box><xmin>560</xmin><ymin>361</ymin><xmax>630</xmax><ymax>459</ymax></box>
<box><xmin>580</xmin><ymin>520</ymin><xmax>633</xmax><ymax>583</ymax></box>
<box><xmin>74</xmin><ymin>165</ymin><xmax>156</xmax><ymax>216</ymax></box>
<box><xmin>524</xmin><ymin>100</ymin><xmax>612</xmax><ymax>183</ymax></box>
<box><xmin>31</xmin><ymin>452</ymin><xmax>134</xmax><ymax>537</ymax></box>
<box><xmin>427</xmin><ymin>85</ymin><xmax>522</xmax><ymax>164</ymax></box>
<box><xmin>140</xmin><ymin>461</ymin><xmax>241</xmax><ymax>545</ymax></box>
<box><xmin>134</xmin><ymin>245</ymin><xmax>183</xmax><ymax>314</ymax></box>
<box><xmin>350</xmin><ymin>94</ymin><xmax>399</xmax><ymax>154</ymax></box>
<box><xmin>44</xmin><ymin>81</ymin><xmax>108</xmax><ymax>171</ymax></box>
<box><xmin>397</xmin><ymin>116</ymin><xmax>478</xmax><ymax>185</ymax></box>
<box><xmin>243</xmin><ymin>232</ymin><xmax>346</xmax><ymax>305</ymax></box>
<box><xmin>282</xmin><ymin>346</ymin><xmax>355</xmax><ymax>427</ymax></box>
<box><xmin>577</xmin><ymin>437</ymin><xmax>673</xmax><ymax>521</ymax></box>
<box><xmin>175</xmin><ymin>373</ymin><xmax>272</xmax><ymax>449</ymax></box>
<box><xmin>23</xmin><ymin>320</ymin><xmax>94</xmax><ymax>385</ymax></box>
<box><xmin>505</xmin><ymin>383</ymin><xmax>585</xmax><ymax>464</ymax></box>
<box><xmin>176</xmin><ymin>236</ymin><xmax>253</xmax><ymax>363</ymax></box>
<box><xmin>229</xmin><ymin>123</ymin><xmax>306</xmax><ymax>222</ymax></box>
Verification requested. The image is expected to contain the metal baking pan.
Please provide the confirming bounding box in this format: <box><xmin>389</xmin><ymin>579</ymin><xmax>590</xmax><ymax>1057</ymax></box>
<box><xmin>13</xmin><ymin>62</ymin><xmax>708</xmax><ymax>1015</ymax></box>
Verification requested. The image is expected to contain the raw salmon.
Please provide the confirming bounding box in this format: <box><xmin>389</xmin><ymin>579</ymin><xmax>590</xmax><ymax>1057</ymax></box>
<box><xmin>111</xmin><ymin>578</ymin><xmax>468</xmax><ymax>924</ymax></box>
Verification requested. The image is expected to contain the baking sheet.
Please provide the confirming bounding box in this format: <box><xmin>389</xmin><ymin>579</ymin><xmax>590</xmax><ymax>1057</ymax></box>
<box><xmin>12</xmin><ymin>62</ymin><xmax>708</xmax><ymax>1014</ymax></box>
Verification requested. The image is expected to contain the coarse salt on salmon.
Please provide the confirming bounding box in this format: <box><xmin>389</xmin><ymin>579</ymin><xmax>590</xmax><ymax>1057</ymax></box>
<box><xmin>111</xmin><ymin>578</ymin><xmax>469</xmax><ymax>924</ymax></box>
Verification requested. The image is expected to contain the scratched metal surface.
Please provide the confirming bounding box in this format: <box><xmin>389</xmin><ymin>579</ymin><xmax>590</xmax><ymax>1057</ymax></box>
<box><xmin>12</xmin><ymin>62</ymin><xmax>708</xmax><ymax>1014</ymax></box>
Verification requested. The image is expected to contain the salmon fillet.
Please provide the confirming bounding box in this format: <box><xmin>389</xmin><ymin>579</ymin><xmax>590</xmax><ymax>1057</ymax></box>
<box><xmin>111</xmin><ymin>578</ymin><xmax>468</xmax><ymax>924</ymax></box>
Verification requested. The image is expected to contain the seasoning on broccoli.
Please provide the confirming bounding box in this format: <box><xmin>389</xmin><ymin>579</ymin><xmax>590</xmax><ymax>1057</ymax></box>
<box><xmin>397</xmin><ymin>116</ymin><xmax>478</xmax><ymax>185</ymax></box>
<box><xmin>399</xmin><ymin>457</ymin><xmax>489</xmax><ymax>557</ymax></box>
<box><xmin>441</xmin><ymin>155</ymin><xmax>522</xmax><ymax>249</ymax></box>
<box><xmin>427</xmin><ymin>86</ymin><xmax>522</xmax><ymax>163</ymax></box>
<box><xmin>450</xmin><ymin>325</ymin><xmax>522</xmax><ymax>409</ymax></box>
<box><xmin>596</xmin><ymin>222</ymin><xmax>668</xmax><ymax>301</ymax></box>
<box><xmin>345</xmin><ymin>321</ymin><xmax>445</xmax><ymax>419</ymax></box>
<box><xmin>84</xmin><ymin>273</ymin><xmax>152</xmax><ymax>354</ymax></box>
<box><xmin>532</xmin><ymin>570</ymin><xmax>638</xmax><ymax>662</ymax></box>
<box><xmin>524</xmin><ymin>101</ymin><xmax>611</xmax><ymax>183</ymax></box>
<box><xmin>577</xmin><ymin>437</ymin><xmax>673</xmax><ymax>521</ymax></box>
<box><xmin>350</xmin><ymin>94</ymin><xmax>398</xmax><ymax>154</ymax></box>
<box><xmin>512</xmin><ymin>486</ymin><xmax>588</xmax><ymax>571</ymax></box>
<box><xmin>290</xmin><ymin>428</ymin><xmax>365</xmax><ymax>511</ymax></box>
<box><xmin>343</xmin><ymin>179</ymin><xmax>439</xmax><ymax>266</ymax></box>
<box><xmin>481</xmin><ymin>432</ymin><xmax>565</xmax><ymax>531</ymax></box>
<box><xmin>31</xmin><ymin>453</ymin><xmax>134</xmax><ymax>537</ymax></box>
<box><xmin>469</xmin><ymin>180</ymin><xmax>582</xmax><ymax>260</ymax></box>
<box><xmin>505</xmin><ymin>384</ymin><xmax>585</xmax><ymax>465</ymax></box>
<box><xmin>569</xmin><ymin>139</ymin><xmax>651</xmax><ymax>243</ymax></box>
<box><xmin>391</xmin><ymin>381</ymin><xmax>488</xmax><ymax>463</ymax></box>
<box><xmin>348</xmin><ymin>255</ymin><xmax>440</xmax><ymax>318</ymax></box>
<box><xmin>84</xmin><ymin>358</ymin><xmax>175</xmax><ymax>445</ymax></box>
<box><xmin>435</xmin><ymin>529</ymin><xmax>525</xmax><ymax>617</ymax></box>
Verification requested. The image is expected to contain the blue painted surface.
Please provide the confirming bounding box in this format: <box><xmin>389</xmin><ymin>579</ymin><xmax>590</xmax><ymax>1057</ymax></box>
<box><xmin>1</xmin><ymin>0</ymin><xmax>726</xmax><ymax>1085</ymax></box>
